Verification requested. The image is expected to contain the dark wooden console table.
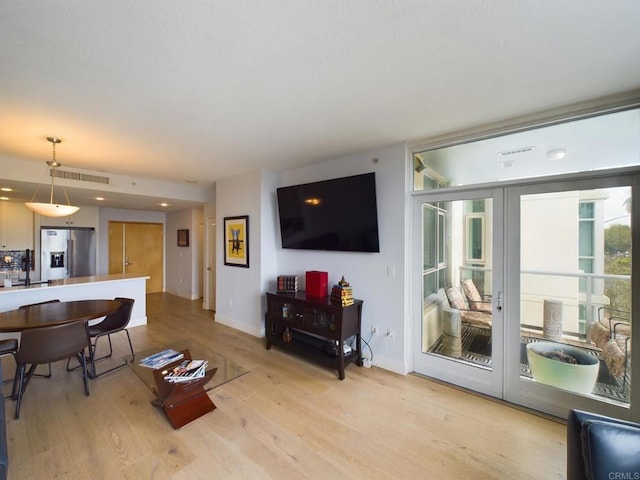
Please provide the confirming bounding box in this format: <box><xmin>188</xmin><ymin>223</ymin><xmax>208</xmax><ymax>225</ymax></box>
<box><xmin>265</xmin><ymin>291</ymin><xmax>363</xmax><ymax>379</ymax></box>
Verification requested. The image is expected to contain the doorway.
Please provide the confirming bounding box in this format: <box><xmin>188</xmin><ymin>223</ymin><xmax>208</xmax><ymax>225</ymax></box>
<box><xmin>412</xmin><ymin>188</ymin><xmax>504</xmax><ymax>398</ymax></box>
<box><xmin>108</xmin><ymin>221</ymin><xmax>164</xmax><ymax>294</ymax></box>
<box><xmin>411</xmin><ymin>106</ymin><xmax>640</xmax><ymax>419</ymax></box>
<box><xmin>413</xmin><ymin>176</ymin><xmax>635</xmax><ymax>419</ymax></box>
<box><xmin>505</xmin><ymin>177</ymin><xmax>633</xmax><ymax>419</ymax></box>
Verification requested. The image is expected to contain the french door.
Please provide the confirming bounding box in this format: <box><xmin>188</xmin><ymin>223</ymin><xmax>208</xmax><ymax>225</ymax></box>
<box><xmin>505</xmin><ymin>176</ymin><xmax>634</xmax><ymax>420</ymax></box>
<box><xmin>413</xmin><ymin>174</ymin><xmax>636</xmax><ymax>420</ymax></box>
<box><xmin>412</xmin><ymin>187</ymin><xmax>504</xmax><ymax>398</ymax></box>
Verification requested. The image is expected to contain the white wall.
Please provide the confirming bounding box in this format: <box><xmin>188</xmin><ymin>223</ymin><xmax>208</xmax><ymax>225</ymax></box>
<box><xmin>260</xmin><ymin>170</ymin><xmax>279</xmax><ymax>308</ymax></box>
<box><xmin>215</xmin><ymin>170</ymin><xmax>270</xmax><ymax>337</ymax></box>
<box><xmin>275</xmin><ymin>143</ymin><xmax>408</xmax><ymax>373</ymax></box>
<box><xmin>166</xmin><ymin>208</ymin><xmax>203</xmax><ymax>300</ymax></box>
<box><xmin>214</xmin><ymin>143</ymin><xmax>408</xmax><ymax>373</ymax></box>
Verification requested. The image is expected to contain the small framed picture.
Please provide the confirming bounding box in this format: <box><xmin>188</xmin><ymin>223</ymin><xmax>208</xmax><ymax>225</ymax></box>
<box><xmin>224</xmin><ymin>215</ymin><xmax>249</xmax><ymax>268</ymax></box>
<box><xmin>177</xmin><ymin>229</ymin><xmax>189</xmax><ymax>247</ymax></box>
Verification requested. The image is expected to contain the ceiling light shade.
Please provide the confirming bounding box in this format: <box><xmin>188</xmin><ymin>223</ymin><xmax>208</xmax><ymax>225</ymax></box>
<box><xmin>25</xmin><ymin>137</ymin><xmax>80</xmax><ymax>218</ymax></box>
<box><xmin>24</xmin><ymin>202</ymin><xmax>79</xmax><ymax>217</ymax></box>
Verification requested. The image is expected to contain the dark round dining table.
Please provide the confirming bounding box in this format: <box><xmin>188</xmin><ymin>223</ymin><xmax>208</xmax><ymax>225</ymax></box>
<box><xmin>0</xmin><ymin>299</ymin><xmax>122</xmax><ymax>332</ymax></box>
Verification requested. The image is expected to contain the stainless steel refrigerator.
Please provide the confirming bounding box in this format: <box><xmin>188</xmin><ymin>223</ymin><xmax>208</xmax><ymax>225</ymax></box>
<box><xmin>40</xmin><ymin>227</ymin><xmax>96</xmax><ymax>281</ymax></box>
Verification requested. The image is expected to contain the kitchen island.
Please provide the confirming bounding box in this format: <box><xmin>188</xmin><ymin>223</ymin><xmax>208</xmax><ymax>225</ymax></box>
<box><xmin>0</xmin><ymin>274</ymin><xmax>149</xmax><ymax>328</ymax></box>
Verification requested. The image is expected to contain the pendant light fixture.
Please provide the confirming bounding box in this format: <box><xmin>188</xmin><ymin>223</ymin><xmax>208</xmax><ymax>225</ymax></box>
<box><xmin>25</xmin><ymin>137</ymin><xmax>80</xmax><ymax>217</ymax></box>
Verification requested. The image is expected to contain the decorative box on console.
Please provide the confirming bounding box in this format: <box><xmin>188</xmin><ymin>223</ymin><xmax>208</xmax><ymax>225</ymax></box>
<box><xmin>305</xmin><ymin>271</ymin><xmax>328</xmax><ymax>297</ymax></box>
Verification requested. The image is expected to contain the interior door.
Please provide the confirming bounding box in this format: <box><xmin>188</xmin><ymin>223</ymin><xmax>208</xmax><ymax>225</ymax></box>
<box><xmin>206</xmin><ymin>217</ymin><xmax>216</xmax><ymax>311</ymax></box>
<box><xmin>108</xmin><ymin>221</ymin><xmax>164</xmax><ymax>294</ymax></box>
<box><xmin>412</xmin><ymin>188</ymin><xmax>504</xmax><ymax>398</ymax></box>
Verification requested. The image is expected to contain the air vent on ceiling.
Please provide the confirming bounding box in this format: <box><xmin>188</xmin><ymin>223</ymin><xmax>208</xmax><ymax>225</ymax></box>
<box><xmin>497</xmin><ymin>146</ymin><xmax>535</xmax><ymax>157</ymax></box>
<box><xmin>51</xmin><ymin>169</ymin><xmax>110</xmax><ymax>185</ymax></box>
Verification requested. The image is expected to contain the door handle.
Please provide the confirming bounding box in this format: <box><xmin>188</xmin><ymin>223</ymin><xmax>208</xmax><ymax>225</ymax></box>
<box><xmin>496</xmin><ymin>291</ymin><xmax>503</xmax><ymax>312</ymax></box>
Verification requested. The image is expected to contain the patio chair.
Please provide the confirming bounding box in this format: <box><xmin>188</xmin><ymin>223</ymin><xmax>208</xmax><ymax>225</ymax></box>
<box><xmin>445</xmin><ymin>285</ymin><xmax>492</xmax><ymax>328</ymax></box>
<box><xmin>460</xmin><ymin>279</ymin><xmax>492</xmax><ymax>313</ymax></box>
<box><xmin>589</xmin><ymin>306</ymin><xmax>630</xmax><ymax>387</ymax></box>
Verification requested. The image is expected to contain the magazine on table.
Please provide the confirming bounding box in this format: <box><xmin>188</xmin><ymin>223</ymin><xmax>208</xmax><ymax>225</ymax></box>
<box><xmin>139</xmin><ymin>349</ymin><xmax>184</xmax><ymax>369</ymax></box>
<box><xmin>164</xmin><ymin>359</ymin><xmax>208</xmax><ymax>383</ymax></box>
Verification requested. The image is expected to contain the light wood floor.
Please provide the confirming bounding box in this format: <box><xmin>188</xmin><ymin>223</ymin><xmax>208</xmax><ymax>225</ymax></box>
<box><xmin>3</xmin><ymin>293</ymin><xmax>567</xmax><ymax>479</ymax></box>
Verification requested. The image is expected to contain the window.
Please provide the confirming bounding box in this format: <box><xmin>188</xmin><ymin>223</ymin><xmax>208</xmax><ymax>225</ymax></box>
<box><xmin>578</xmin><ymin>201</ymin><xmax>595</xmax><ymax>292</ymax></box>
<box><xmin>422</xmin><ymin>203</ymin><xmax>447</xmax><ymax>297</ymax></box>
<box><xmin>465</xmin><ymin>214</ymin><xmax>485</xmax><ymax>263</ymax></box>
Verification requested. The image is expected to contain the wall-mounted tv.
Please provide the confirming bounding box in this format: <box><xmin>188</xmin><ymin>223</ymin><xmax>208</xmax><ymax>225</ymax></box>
<box><xmin>276</xmin><ymin>172</ymin><xmax>380</xmax><ymax>253</ymax></box>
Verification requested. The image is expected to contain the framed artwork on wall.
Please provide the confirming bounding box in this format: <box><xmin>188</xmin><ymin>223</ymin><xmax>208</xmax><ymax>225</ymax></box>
<box><xmin>224</xmin><ymin>215</ymin><xmax>249</xmax><ymax>268</ymax></box>
<box><xmin>177</xmin><ymin>229</ymin><xmax>189</xmax><ymax>247</ymax></box>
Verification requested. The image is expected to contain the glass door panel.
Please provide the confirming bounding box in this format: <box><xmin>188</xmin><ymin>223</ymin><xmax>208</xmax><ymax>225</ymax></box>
<box><xmin>516</xmin><ymin>184</ymin><xmax>632</xmax><ymax>414</ymax></box>
<box><xmin>413</xmin><ymin>189</ymin><xmax>503</xmax><ymax>398</ymax></box>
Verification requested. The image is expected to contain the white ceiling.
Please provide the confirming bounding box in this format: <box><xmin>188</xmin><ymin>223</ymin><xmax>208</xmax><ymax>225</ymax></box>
<box><xmin>1</xmin><ymin>1</ymin><xmax>640</xmax><ymax>210</ymax></box>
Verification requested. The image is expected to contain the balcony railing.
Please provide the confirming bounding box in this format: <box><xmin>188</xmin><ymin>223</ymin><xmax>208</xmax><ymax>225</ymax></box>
<box><xmin>459</xmin><ymin>266</ymin><xmax>630</xmax><ymax>338</ymax></box>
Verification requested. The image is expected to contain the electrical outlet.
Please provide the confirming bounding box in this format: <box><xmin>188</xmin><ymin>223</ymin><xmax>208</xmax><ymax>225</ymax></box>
<box><xmin>371</xmin><ymin>325</ymin><xmax>378</xmax><ymax>336</ymax></box>
<box><xmin>386</xmin><ymin>329</ymin><xmax>395</xmax><ymax>339</ymax></box>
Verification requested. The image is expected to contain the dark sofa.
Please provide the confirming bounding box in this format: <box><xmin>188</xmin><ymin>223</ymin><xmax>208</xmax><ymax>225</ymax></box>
<box><xmin>567</xmin><ymin>409</ymin><xmax>640</xmax><ymax>480</ymax></box>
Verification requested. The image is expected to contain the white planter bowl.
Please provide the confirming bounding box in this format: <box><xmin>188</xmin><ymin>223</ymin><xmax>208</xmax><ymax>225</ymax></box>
<box><xmin>526</xmin><ymin>341</ymin><xmax>600</xmax><ymax>395</ymax></box>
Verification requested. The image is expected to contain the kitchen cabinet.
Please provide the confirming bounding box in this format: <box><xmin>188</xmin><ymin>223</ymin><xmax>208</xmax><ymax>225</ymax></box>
<box><xmin>0</xmin><ymin>201</ymin><xmax>34</xmax><ymax>250</ymax></box>
<box><xmin>37</xmin><ymin>206</ymin><xmax>98</xmax><ymax>229</ymax></box>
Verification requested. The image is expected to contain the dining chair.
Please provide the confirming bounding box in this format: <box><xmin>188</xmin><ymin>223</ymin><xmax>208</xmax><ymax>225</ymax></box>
<box><xmin>0</xmin><ymin>340</ymin><xmax>18</xmax><ymax>386</ymax></box>
<box><xmin>68</xmin><ymin>297</ymin><xmax>135</xmax><ymax>378</ymax></box>
<box><xmin>18</xmin><ymin>299</ymin><xmax>62</xmax><ymax>379</ymax></box>
<box><xmin>12</xmin><ymin>321</ymin><xmax>90</xmax><ymax>419</ymax></box>
<box><xmin>0</xmin><ymin>301</ymin><xmax>58</xmax><ymax>384</ymax></box>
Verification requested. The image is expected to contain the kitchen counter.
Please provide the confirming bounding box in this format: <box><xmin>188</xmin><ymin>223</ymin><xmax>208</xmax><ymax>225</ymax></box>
<box><xmin>0</xmin><ymin>273</ymin><xmax>149</xmax><ymax>329</ymax></box>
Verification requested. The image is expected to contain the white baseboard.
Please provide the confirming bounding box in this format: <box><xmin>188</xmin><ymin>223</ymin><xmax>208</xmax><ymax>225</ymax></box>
<box><xmin>215</xmin><ymin>313</ymin><xmax>263</xmax><ymax>337</ymax></box>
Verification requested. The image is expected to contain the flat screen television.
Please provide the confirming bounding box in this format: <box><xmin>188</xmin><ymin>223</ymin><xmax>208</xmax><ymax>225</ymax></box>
<box><xmin>276</xmin><ymin>172</ymin><xmax>380</xmax><ymax>253</ymax></box>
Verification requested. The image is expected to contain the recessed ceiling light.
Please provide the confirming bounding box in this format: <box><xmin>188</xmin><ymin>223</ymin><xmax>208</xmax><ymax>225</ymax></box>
<box><xmin>546</xmin><ymin>148</ymin><xmax>567</xmax><ymax>161</ymax></box>
<box><xmin>160</xmin><ymin>202</ymin><xmax>169</xmax><ymax>207</ymax></box>
<box><xmin>95</xmin><ymin>197</ymin><xmax>104</xmax><ymax>201</ymax></box>
<box><xmin>0</xmin><ymin>196</ymin><xmax>9</xmax><ymax>201</ymax></box>
<box><xmin>1</xmin><ymin>187</ymin><xmax>12</xmax><ymax>192</ymax></box>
